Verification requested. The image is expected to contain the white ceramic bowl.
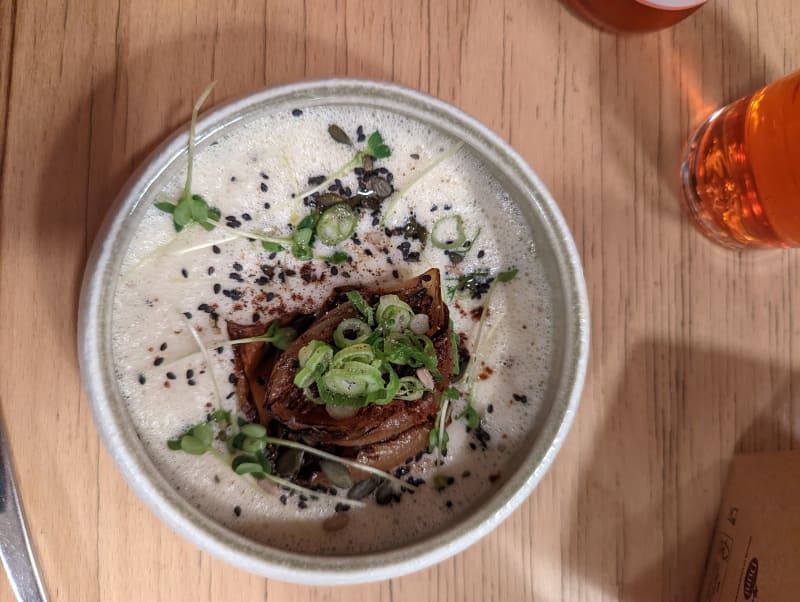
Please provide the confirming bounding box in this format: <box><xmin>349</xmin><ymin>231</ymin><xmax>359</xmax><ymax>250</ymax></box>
<box><xmin>78</xmin><ymin>79</ymin><xmax>589</xmax><ymax>585</ymax></box>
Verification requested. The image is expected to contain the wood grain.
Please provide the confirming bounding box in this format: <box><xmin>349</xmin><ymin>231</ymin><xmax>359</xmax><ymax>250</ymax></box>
<box><xmin>1</xmin><ymin>1</ymin><xmax>799</xmax><ymax>600</ymax></box>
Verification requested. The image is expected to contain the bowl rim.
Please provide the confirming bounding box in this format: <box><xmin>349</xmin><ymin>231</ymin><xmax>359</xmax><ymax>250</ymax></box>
<box><xmin>78</xmin><ymin>78</ymin><xmax>589</xmax><ymax>585</ymax></box>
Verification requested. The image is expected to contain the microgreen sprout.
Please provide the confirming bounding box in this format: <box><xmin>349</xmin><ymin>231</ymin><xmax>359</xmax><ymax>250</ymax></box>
<box><xmin>429</xmin><ymin>387</ymin><xmax>458</xmax><ymax>463</ymax></box>
<box><xmin>380</xmin><ymin>140</ymin><xmax>464</xmax><ymax>227</ymax></box>
<box><xmin>208</xmin><ymin>320</ymin><xmax>298</xmax><ymax>351</ymax></box>
<box><xmin>155</xmin><ymin>81</ymin><xmax>221</xmax><ymax>232</ymax></box>
<box><xmin>162</xmin><ymin>320</ymin><xmax>297</xmax><ymax>368</ymax></box>
<box><xmin>448</xmin><ymin>267</ymin><xmax>518</xmax><ymax>430</ymax></box>
<box><xmin>297</xmin><ymin>128</ymin><xmax>392</xmax><ymax>200</ymax></box>
<box><xmin>167</xmin><ymin>409</ymin><xmax>413</xmax><ymax>505</ymax></box>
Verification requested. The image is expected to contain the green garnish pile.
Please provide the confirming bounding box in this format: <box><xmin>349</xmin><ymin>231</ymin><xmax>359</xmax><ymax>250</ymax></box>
<box><xmin>293</xmin><ymin>291</ymin><xmax>442</xmax><ymax>408</ymax></box>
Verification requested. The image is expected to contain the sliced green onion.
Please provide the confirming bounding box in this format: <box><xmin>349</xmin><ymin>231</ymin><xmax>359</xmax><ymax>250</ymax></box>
<box><xmin>332</xmin><ymin>343</ymin><xmax>375</xmax><ymax>366</ymax></box>
<box><xmin>298</xmin><ymin>340</ymin><xmax>329</xmax><ymax>368</ymax></box>
<box><xmin>322</xmin><ymin>362</ymin><xmax>385</xmax><ymax>397</ymax></box>
<box><xmin>316</xmin><ymin>204</ymin><xmax>358</xmax><ymax>245</ymax></box>
<box><xmin>431</xmin><ymin>214</ymin><xmax>466</xmax><ymax>250</ymax></box>
<box><xmin>375</xmin><ymin>294</ymin><xmax>412</xmax><ymax>322</ymax></box>
<box><xmin>380</xmin><ymin>305</ymin><xmax>413</xmax><ymax>332</ymax></box>
<box><xmin>346</xmin><ymin>290</ymin><xmax>375</xmax><ymax>326</ymax></box>
<box><xmin>333</xmin><ymin>318</ymin><xmax>372</xmax><ymax>347</ymax></box>
<box><xmin>375</xmin><ymin>295</ymin><xmax>413</xmax><ymax>331</ymax></box>
<box><xmin>365</xmin><ymin>363</ymin><xmax>400</xmax><ymax>405</ymax></box>
<box><xmin>396</xmin><ymin>376</ymin><xmax>428</xmax><ymax>401</ymax></box>
<box><xmin>294</xmin><ymin>342</ymin><xmax>333</xmax><ymax>388</ymax></box>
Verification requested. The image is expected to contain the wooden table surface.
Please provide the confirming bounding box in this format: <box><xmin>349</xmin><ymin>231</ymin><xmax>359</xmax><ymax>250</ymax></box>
<box><xmin>2</xmin><ymin>1</ymin><xmax>799</xmax><ymax>600</ymax></box>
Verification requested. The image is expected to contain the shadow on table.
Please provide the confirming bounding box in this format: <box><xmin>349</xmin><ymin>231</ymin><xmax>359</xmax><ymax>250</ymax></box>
<box><xmin>35</xmin><ymin>17</ymin><xmax>384</xmax><ymax>339</ymax></box>
<box><xmin>562</xmin><ymin>339</ymin><xmax>798</xmax><ymax>601</ymax></box>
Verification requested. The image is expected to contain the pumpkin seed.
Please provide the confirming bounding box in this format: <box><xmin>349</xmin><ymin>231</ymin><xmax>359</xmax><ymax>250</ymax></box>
<box><xmin>276</xmin><ymin>448</ymin><xmax>304</xmax><ymax>476</ymax></box>
<box><xmin>316</xmin><ymin>192</ymin><xmax>347</xmax><ymax>208</ymax></box>
<box><xmin>369</xmin><ymin>176</ymin><xmax>393</xmax><ymax>198</ymax></box>
<box><xmin>328</xmin><ymin>124</ymin><xmax>353</xmax><ymax>146</ymax></box>
<box><xmin>320</xmin><ymin>460</ymin><xmax>354</xmax><ymax>489</ymax></box>
<box><xmin>347</xmin><ymin>475</ymin><xmax>381</xmax><ymax>500</ymax></box>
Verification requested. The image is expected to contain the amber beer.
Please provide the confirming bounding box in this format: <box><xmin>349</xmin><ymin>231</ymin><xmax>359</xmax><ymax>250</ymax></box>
<box><xmin>565</xmin><ymin>0</ymin><xmax>706</xmax><ymax>32</ymax></box>
<box><xmin>681</xmin><ymin>71</ymin><xmax>800</xmax><ymax>249</ymax></box>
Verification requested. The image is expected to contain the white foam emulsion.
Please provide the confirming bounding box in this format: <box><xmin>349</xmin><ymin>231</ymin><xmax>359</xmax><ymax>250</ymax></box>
<box><xmin>111</xmin><ymin>104</ymin><xmax>554</xmax><ymax>554</ymax></box>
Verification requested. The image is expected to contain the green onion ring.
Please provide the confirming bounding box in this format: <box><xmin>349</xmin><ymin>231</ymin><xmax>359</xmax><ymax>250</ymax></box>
<box><xmin>316</xmin><ymin>204</ymin><xmax>358</xmax><ymax>246</ymax></box>
<box><xmin>431</xmin><ymin>214</ymin><xmax>466</xmax><ymax>250</ymax></box>
<box><xmin>333</xmin><ymin>318</ymin><xmax>372</xmax><ymax>348</ymax></box>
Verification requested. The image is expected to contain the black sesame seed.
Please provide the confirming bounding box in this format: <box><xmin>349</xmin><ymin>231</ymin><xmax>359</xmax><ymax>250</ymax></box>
<box><xmin>153</xmin><ymin>356</ymin><xmax>164</xmax><ymax>366</ymax></box>
<box><xmin>232</xmin><ymin>262</ymin><xmax>243</xmax><ymax>271</ymax></box>
<box><xmin>364</xmin><ymin>248</ymin><xmax>373</xmax><ymax>257</ymax></box>
<box><xmin>233</xmin><ymin>506</ymin><xmax>242</xmax><ymax>517</ymax></box>
<box><xmin>477</xmin><ymin>250</ymin><xmax>486</xmax><ymax>259</ymax></box>
<box><xmin>263</xmin><ymin>202</ymin><xmax>271</xmax><ymax>209</ymax></box>
<box><xmin>181</xmin><ymin>268</ymin><xmax>188</xmax><ymax>278</ymax></box>
<box><xmin>260</xmin><ymin>182</ymin><xmax>268</xmax><ymax>193</ymax></box>
<box><xmin>298</xmin><ymin>500</ymin><xmax>308</xmax><ymax>509</ymax></box>
<box><xmin>421</xmin><ymin>274</ymin><xmax>432</xmax><ymax>282</ymax></box>
<box><xmin>469</xmin><ymin>442</ymin><xmax>477</xmax><ymax>450</ymax></box>
<box><xmin>138</xmin><ymin>373</ymin><xmax>146</xmax><ymax>385</ymax></box>
<box><xmin>228</xmin><ymin>373</ymin><xmax>237</xmax><ymax>385</ymax></box>
<box><xmin>166</xmin><ymin>372</ymin><xmax>176</xmax><ymax>380</ymax></box>
<box><xmin>279</xmin><ymin>495</ymin><xmax>288</xmax><ymax>505</ymax></box>
<box><xmin>186</xmin><ymin>369</ymin><xmax>195</xmax><ymax>379</ymax></box>
<box><xmin>252</xmin><ymin>313</ymin><xmax>260</xmax><ymax>323</ymax></box>
<box><xmin>225</xmin><ymin>391</ymin><xmax>235</xmax><ymax>399</ymax></box>
<box><xmin>260</xmin><ymin>171</ymin><xmax>269</xmax><ymax>179</ymax></box>
<box><xmin>392</xmin><ymin>270</ymin><xmax>399</xmax><ymax>279</ymax></box>
<box><xmin>242</xmin><ymin>213</ymin><xmax>252</xmax><ymax>221</ymax></box>
<box><xmin>488</xmin><ymin>404</ymin><xmax>494</xmax><ymax>413</ymax></box>
<box><xmin>230</xmin><ymin>176</ymin><xmax>236</xmax><ymax>182</ymax></box>
<box><xmin>213</xmin><ymin>283</ymin><xmax>221</xmax><ymax>294</ymax></box>
<box><xmin>212</xmin><ymin>245</ymin><xmax>221</xmax><ymax>255</ymax></box>
<box><xmin>446</xmin><ymin>500</ymin><xmax>453</xmax><ymax>508</ymax></box>
<box><xmin>266</xmin><ymin>292</ymin><xmax>275</xmax><ymax>302</ymax></box>
<box><xmin>335</xmin><ymin>502</ymin><xmax>350</xmax><ymax>512</ymax></box>
<box><xmin>229</xmin><ymin>272</ymin><xmax>243</xmax><ymax>281</ymax></box>
<box><xmin>187</xmin><ymin>379</ymin><xmax>196</xmax><ymax>386</ymax></box>
<box><xmin>207</xmin><ymin>266</ymin><xmax>215</xmax><ymax>275</ymax></box>
<box><xmin>330</xmin><ymin>266</ymin><xmax>338</xmax><ymax>276</ymax></box>
<box><xmin>160</xmin><ymin>342</ymin><xmax>168</xmax><ymax>351</ymax></box>
<box><xmin>444</xmin><ymin>204</ymin><xmax>452</xmax><ymax>210</ymax></box>
<box><xmin>291</xmin><ymin>108</ymin><xmax>302</xmax><ymax>117</ymax></box>
<box><xmin>183</xmin><ymin>311</ymin><xmax>193</xmax><ymax>319</ymax></box>
<box><xmin>284</xmin><ymin>269</ymin><xmax>296</xmax><ymax>277</ymax></box>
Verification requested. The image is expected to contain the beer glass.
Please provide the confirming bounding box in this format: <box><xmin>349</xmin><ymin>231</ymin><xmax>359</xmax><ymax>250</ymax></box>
<box><xmin>681</xmin><ymin>70</ymin><xmax>800</xmax><ymax>249</ymax></box>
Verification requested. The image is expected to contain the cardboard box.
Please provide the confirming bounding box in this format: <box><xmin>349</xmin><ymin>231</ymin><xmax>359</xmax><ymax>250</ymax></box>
<box><xmin>699</xmin><ymin>451</ymin><xmax>800</xmax><ymax>601</ymax></box>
